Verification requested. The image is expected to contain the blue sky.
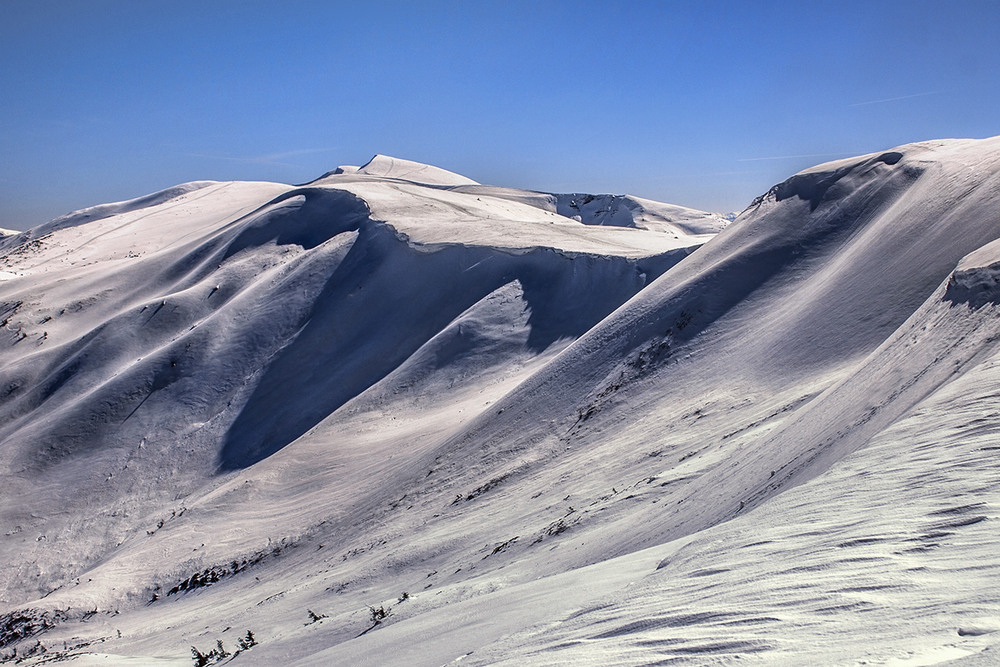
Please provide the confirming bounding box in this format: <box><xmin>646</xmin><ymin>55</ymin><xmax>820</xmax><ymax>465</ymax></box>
<box><xmin>2</xmin><ymin>0</ymin><xmax>999</xmax><ymax>229</ymax></box>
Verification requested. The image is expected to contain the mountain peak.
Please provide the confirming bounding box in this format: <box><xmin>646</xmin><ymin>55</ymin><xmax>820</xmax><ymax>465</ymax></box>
<box><xmin>355</xmin><ymin>154</ymin><xmax>480</xmax><ymax>186</ymax></box>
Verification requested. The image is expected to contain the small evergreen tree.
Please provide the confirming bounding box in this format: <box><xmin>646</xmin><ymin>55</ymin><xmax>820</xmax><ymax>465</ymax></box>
<box><xmin>190</xmin><ymin>646</ymin><xmax>209</xmax><ymax>667</ymax></box>
<box><xmin>238</xmin><ymin>629</ymin><xmax>257</xmax><ymax>650</ymax></box>
<box><xmin>369</xmin><ymin>605</ymin><xmax>391</xmax><ymax>624</ymax></box>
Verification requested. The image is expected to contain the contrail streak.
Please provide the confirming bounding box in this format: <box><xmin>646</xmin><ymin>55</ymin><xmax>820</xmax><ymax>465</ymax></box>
<box><xmin>848</xmin><ymin>91</ymin><xmax>940</xmax><ymax>107</ymax></box>
<box><xmin>736</xmin><ymin>152</ymin><xmax>855</xmax><ymax>162</ymax></box>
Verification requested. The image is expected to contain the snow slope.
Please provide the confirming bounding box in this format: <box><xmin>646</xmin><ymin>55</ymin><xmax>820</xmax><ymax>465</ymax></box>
<box><xmin>0</xmin><ymin>157</ymin><xmax>700</xmax><ymax>604</ymax></box>
<box><xmin>2</xmin><ymin>140</ymin><xmax>1000</xmax><ymax>665</ymax></box>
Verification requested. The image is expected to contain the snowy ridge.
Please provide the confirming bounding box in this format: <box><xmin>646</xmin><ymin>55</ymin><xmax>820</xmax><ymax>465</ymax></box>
<box><xmin>310</xmin><ymin>154</ymin><xmax>479</xmax><ymax>187</ymax></box>
<box><xmin>553</xmin><ymin>192</ymin><xmax>727</xmax><ymax>235</ymax></box>
<box><xmin>446</xmin><ymin>186</ymin><xmax>726</xmax><ymax>242</ymax></box>
<box><xmin>27</xmin><ymin>181</ymin><xmax>219</xmax><ymax>239</ymax></box>
<box><xmin>3</xmin><ymin>140</ymin><xmax>1000</xmax><ymax>665</ymax></box>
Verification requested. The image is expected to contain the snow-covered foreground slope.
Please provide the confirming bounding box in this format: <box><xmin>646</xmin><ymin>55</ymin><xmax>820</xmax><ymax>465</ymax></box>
<box><xmin>1</xmin><ymin>140</ymin><xmax>1000</xmax><ymax>665</ymax></box>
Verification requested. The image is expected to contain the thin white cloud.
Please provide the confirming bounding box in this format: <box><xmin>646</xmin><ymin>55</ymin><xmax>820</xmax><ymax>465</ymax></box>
<box><xmin>185</xmin><ymin>148</ymin><xmax>339</xmax><ymax>168</ymax></box>
<box><xmin>736</xmin><ymin>152</ymin><xmax>855</xmax><ymax>163</ymax></box>
<box><xmin>848</xmin><ymin>91</ymin><xmax>940</xmax><ymax>107</ymax></box>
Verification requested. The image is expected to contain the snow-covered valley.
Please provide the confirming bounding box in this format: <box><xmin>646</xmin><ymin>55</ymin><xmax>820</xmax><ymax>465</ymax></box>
<box><xmin>2</xmin><ymin>140</ymin><xmax>999</xmax><ymax>665</ymax></box>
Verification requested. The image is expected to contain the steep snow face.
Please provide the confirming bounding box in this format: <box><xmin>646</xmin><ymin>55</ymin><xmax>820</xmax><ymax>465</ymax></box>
<box><xmin>3</xmin><ymin>140</ymin><xmax>1000</xmax><ymax>666</ymax></box>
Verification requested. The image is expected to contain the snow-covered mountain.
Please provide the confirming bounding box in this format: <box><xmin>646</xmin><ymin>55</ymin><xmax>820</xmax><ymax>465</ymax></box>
<box><xmin>2</xmin><ymin>140</ymin><xmax>999</xmax><ymax>665</ymax></box>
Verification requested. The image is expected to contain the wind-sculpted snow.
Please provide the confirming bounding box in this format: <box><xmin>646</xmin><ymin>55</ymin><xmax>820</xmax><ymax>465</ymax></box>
<box><xmin>768</xmin><ymin>150</ymin><xmax>903</xmax><ymax>210</ymax></box>
<box><xmin>219</xmin><ymin>223</ymin><xmax>684</xmax><ymax>470</ymax></box>
<box><xmin>445</xmin><ymin>186</ymin><xmax>727</xmax><ymax>240</ymax></box>
<box><xmin>3</xmin><ymin>140</ymin><xmax>1000</xmax><ymax>665</ymax></box>
<box><xmin>453</xmin><ymin>351</ymin><xmax>1000</xmax><ymax>666</ymax></box>
<box><xmin>944</xmin><ymin>237</ymin><xmax>1000</xmax><ymax>308</ymax></box>
<box><xmin>552</xmin><ymin>192</ymin><xmax>728</xmax><ymax>235</ymax></box>
<box><xmin>0</xmin><ymin>158</ymin><xmax>697</xmax><ymax>608</ymax></box>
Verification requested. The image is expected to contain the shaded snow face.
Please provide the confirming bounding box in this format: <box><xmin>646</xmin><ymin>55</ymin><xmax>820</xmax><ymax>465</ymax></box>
<box><xmin>218</xmin><ymin>224</ymin><xmax>685</xmax><ymax>470</ymax></box>
<box><xmin>4</xmin><ymin>140</ymin><xmax>1000</xmax><ymax>666</ymax></box>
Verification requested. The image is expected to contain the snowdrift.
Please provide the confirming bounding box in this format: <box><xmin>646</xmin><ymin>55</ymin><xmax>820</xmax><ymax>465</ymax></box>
<box><xmin>2</xmin><ymin>140</ymin><xmax>1000</xmax><ymax>665</ymax></box>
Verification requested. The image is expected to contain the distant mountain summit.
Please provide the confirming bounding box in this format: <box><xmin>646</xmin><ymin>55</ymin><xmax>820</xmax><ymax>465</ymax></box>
<box><xmin>311</xmin><ymin>154</ymin><xmax>480</xmax><ymax>187</ymax></box>
<box><xmin>311</xmin><ymin>154</ymin><xmax>727</xmax><ymax>242</ymax></box>
<box><xmin>357</xmin><ymin>154</ymin><xmax>481</xmax><ymax>186</ymax></box>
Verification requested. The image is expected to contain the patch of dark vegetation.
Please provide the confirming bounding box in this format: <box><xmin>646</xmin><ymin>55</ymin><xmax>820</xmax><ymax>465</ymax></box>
<box><xmin>342</xmin><ymin>537</ymin><xmax>389</xmax><ymax>561</ymax></box>
<box><xmin>483</xmin><ymin>537</ymin><xmax>519</xmax><ymax>559</ymax></box>
<box><xmin>3</xmin><ymin>636</ymin><xmax>102</xmax><ymax>663</ymax></box>
<box><xmin>191</xmin><ymin>631</ymin><xmax>256</xmax><ymax>666</ymax></box>
<box><xmin>455</xmin><ymin>473</ymin><xmax>510</xmax><ymax>503</ymax></box>
<box><xmin>532</xmin><ymin>515</ymin><xmax>576</xmax><ymax>544</ymax></box>
<box><xmin>166</xmin><ymin>556</ymin><xmax>263</xmax><ymax>597</ymax></box>
<box><xmin>575</xmin><ymin>334</ymin><xmax>677</xmax><ymax>425</ymax></box>
<box><xmin>146</xmin><ymin>507</ymin><xmax>185</xmax><ymax>536</ymax></box>
<box><xmin>162</xmin><ymin>541</ymin><xmax>293</xmax><ymax>598</ymax></box>
<box><xmin>0</xmin><ymin>609</ymin><xmax>66</xmax><ymax>649</ymax></box>
<box><xmin>721</xmin><ymin>397</ymin><xmax>808</xmax><ymax>441</ymax></box>
<box><xmin>0</xmin><ymin>609</ymin><xmax>112</xmax><ymax>664</ymax></box>
<box><xmin>0</xmin><ymin>234</ymin><xmax>49</xmax><ymax>260</ymax></box>
<box><xmin>357</xmin><ymin>605</ymin><xmax>392</xmax><ymax>637</ymax></box>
